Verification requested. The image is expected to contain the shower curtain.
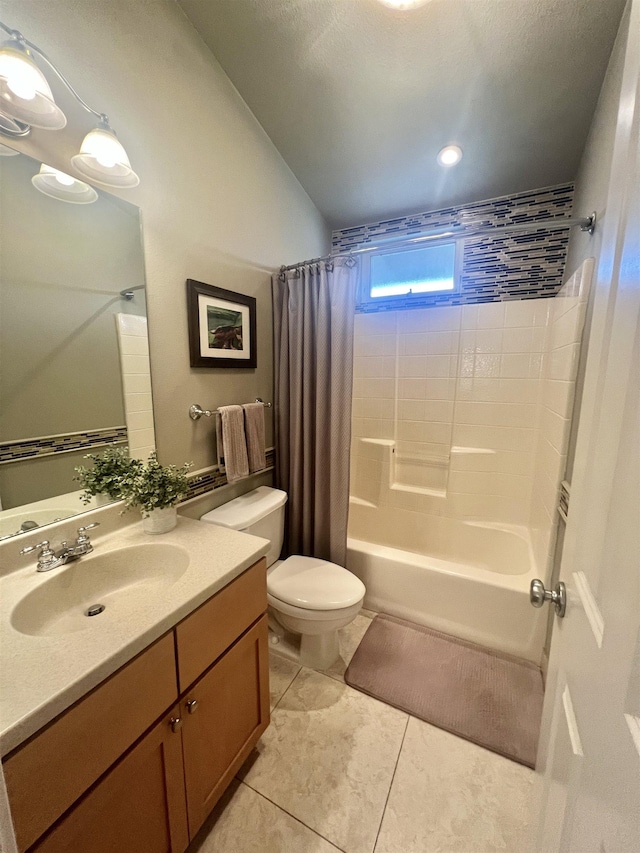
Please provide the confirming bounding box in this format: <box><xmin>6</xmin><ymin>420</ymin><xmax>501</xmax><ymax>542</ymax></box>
<box><xmin>272</xmin><ymin>257</ymin><xmax>359</xmax><ymax>565</ymax></box>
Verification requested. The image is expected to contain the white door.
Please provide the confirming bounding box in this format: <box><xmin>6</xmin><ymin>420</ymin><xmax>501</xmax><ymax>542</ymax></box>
<box><xmin>536</xmin><ymin>2</ymin><xmax>640</xmax><ymax>851</ymax></box>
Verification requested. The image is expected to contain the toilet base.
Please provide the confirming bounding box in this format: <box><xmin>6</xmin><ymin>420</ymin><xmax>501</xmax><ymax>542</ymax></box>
<box><xmin>299</xmin><ymin>630</ymin><xmax>340</xmax><ymax>669</ymax></box>
<box><xmin>268</xmin><ymin>628</ymin><xmax>300</xmax><ymax>663</ymax></box>
<box><xmin>267</xmin><ymin>597</ymin><xmax>364</xmax><ymax>671</ymax></box>
<box><xmin>269</xmin><ymin>626</ymin><xmax>341</xmax><ymax>670</ymax></box>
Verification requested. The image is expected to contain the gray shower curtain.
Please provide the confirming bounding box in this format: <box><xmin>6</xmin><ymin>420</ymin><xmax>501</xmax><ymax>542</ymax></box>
<box><xmin>273</xmin><ymin>257</ymin><xmax>359</xmax><ymax>566</ymax></box>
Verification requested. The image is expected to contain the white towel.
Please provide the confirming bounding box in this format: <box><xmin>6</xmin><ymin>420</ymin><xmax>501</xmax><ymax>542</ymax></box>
<box><xmin>242</xmin><ymin>402</ymin><xmax>266</xmax><ymax>473</ymax></box>
<box><xmin>216</xmin><ymin>405</ymin><xmax>249</xmax><ymax>482</ymax></box>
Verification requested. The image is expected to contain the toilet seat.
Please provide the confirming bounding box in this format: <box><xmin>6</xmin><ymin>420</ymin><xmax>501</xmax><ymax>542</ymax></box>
<box><xmin>267</xmin><ymin>593</ymin><xmax>362</xmax><ymax>623</ymax></box>
<box><xmin>267</xmin><ymin>555</ymin><xmax>365</xmax><ymax>611</ymax></box>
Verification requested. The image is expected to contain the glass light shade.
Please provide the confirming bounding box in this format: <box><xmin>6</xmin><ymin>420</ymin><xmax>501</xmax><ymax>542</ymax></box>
<box><xmin>31</xmin><ymin>163</ymin><xmax>98</xmax><ymax>204</ymax></box>
<box><xmin>71</xmin><ymin>126</ymin><xmax>139</xmax><ymax>188</ymax></box>
<box><xmin>0</xmin><ymin>41</ymin><xmax>66</xmax><ymax>129</ymax></box>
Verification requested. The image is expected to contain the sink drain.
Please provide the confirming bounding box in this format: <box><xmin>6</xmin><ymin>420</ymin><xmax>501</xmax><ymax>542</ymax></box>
<box><xmin>85</xmin><ymin>604</ymin><xmax>106</xmax><ymax>617</ymax></box>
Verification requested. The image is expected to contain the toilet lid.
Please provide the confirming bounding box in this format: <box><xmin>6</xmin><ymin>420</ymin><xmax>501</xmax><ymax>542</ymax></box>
<box><xmin>267</xmin><ymin>556</ymin><xmax>365</xmax><ymax>611</ymax></box>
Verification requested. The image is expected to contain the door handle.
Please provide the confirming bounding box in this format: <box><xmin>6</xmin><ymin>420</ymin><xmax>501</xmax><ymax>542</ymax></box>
<box><xmin>185</xmin><ymin>699</ymin><xmax>199</xmax><ymax>714</ymax></box>
<box><xmin>530</xmin><ymin>579</ymin><xmax>566</xmax><ymax>617</ymax></box>
<box><xmin>170</xmin><ymin>716</ymin><xmax>183</xmax><ymax>733</ymax></box>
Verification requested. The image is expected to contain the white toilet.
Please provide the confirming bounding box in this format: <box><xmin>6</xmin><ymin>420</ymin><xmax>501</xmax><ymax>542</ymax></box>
<box><xmin>201</xmin><ymin>486</ymin><xmax>365</xmax><ymax>669</ymax></box>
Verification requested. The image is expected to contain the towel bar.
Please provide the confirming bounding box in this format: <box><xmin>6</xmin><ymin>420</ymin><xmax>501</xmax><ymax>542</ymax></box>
<box><xmin>189</xmin><ymin>399</ymin><xmax>272</xmax><ymax>421</ymax></box>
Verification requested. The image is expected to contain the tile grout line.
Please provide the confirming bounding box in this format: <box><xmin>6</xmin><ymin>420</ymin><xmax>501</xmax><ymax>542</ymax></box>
<box><xmin>238</xmin><ymin>780</ymin><xmax>347</xmax><ymax>852</ymax></box>
<box><xmin>372</xmin><ymin>714</ymin><xmax>410</xmax><ymax>853</ymax></box>
<box><xmin>269</xmin><ymin>660</ymin><xmax>303</xmax><ymax>713</ymax></box>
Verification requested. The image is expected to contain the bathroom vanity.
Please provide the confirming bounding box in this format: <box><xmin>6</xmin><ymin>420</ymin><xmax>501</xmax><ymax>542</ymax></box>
<box><xmin>0</xmin><ymin>517</ymin><xmax>271</xmax><ymax>853</ymax></box>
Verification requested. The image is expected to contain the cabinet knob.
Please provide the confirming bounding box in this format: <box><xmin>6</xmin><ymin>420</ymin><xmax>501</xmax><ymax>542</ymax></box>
<box><xmin>170</xmin><ymin>716</ymin><xmax>183</xmax><ymax>733</ymax></box>
<box><xmin>186</xmin><ymin>699</ymin><xmax>199</xmax><ymax>714</ymax></box>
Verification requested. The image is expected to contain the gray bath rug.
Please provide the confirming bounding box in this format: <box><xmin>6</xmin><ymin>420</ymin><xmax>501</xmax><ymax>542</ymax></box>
<box><xmin>345</xmin><ymin>613</ymin><xmax>543</xmax><ymax>768</ymax></box>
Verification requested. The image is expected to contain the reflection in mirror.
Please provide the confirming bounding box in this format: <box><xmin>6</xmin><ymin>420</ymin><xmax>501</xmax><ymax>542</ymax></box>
<box><xmin>0</xmin><ymin>148</ymin><xmax>152</xmax><ymax>540</ymax></box>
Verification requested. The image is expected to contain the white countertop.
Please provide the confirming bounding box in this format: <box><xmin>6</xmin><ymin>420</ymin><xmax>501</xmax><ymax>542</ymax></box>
<box><xmin>0</xmin><ymin>517</ymin><xmax>270</xmax><ymax>757</ymax></box>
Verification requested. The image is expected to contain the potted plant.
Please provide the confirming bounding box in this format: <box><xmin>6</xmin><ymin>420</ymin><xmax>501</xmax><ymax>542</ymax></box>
<box><xmin>121</xmin><ymin>451</ymin><xmax>192</xmax><ymax>534</ymax></box>
<box><xmin>75</xmin><ymin>446</ymin><xmax>142</xmax><ymax>505</ymax></box>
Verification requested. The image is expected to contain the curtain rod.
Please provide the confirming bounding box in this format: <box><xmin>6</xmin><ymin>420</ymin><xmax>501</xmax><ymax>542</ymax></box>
<box><xmin>279</xmin><ymin>213</ymin><xmax>596</xmax><ymax>273</ymax></box>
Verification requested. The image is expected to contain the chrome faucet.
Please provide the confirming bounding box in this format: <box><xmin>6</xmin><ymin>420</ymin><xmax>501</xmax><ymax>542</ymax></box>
<box><xmin>61</xmin><ymin>524</ymin><xmax>100</xmax><ymax>559</ymax></box>
<box><xmin>20</xmin><ymin>523</ymin><xmax>100</xmax><ymax>572</ymax></box>
<box><xmin>19</xmin><ymin>540</ymin><xmax>66</xmax><ymax>572</ymax></box>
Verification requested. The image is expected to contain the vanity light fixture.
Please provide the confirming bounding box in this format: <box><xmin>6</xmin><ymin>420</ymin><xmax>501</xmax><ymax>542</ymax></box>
<box><xmin>0</xmin><ymin>21</ymin><xmax>140</xmax><ymax>188</ymax></box>
<box><xmin>31</xmin><ymin>163</ymin><xmax>98</xmax><ymax>204</ymax></box>
<box><xmin>437</xmin><ymin>145</ymin><xmax>463</xmax><ymax>167</ymax></box>
<box><xmin>0</xmin><ymin>37</ymin><xmax>66</xmax><ymax>130</ymax></box>
<box><xmin>71</xmin><ymin>120</ymin><xmax>139</xmax><ymax>188</ymax></box>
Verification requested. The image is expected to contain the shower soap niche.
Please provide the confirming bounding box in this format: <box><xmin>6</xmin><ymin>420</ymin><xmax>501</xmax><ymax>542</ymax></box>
<box><xmin>391</xmin><ymin>451</ymin><xmax>448</xmax><ymax>497</ymax></box>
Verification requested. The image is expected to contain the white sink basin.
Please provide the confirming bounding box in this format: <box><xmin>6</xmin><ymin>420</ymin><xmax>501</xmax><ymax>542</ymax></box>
<box><xmin>11</xmin><ymin>544</ymin><xmax>190</xmax><ymax>637</ymax></box>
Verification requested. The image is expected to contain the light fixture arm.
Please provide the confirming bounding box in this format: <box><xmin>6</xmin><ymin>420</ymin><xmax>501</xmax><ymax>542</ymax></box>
<box><xmin>0</xmin><ymin>21</ymin><xmax>109</xmax><ymax>125</ymax></box>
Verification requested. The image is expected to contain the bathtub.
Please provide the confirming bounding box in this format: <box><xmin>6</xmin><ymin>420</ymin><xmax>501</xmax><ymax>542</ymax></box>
<box><xmin>346</xmin><ymin>519</ymin><xmax>546</xmax><ymax>664</ymax></box>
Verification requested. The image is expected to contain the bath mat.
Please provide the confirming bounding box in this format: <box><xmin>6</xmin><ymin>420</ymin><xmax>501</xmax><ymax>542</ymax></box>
<box><xmin>345</xmin><ymin>614</ymin><xmax>543</xmax><ymax>767</ymax></box>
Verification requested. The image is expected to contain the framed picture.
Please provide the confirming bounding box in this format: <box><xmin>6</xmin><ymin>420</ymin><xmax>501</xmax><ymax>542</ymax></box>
<box><xmin>186</xmin><ymin>279</ymin><xmax>257</xmax><ymax>368</ymax></box>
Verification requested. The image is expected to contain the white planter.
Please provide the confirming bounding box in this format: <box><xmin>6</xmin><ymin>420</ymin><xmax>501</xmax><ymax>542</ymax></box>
<box><xmin>93</xmin><ymin>492</ymin><xmax>115</xmax><ymax>507</ymax></box>
<box><xmin>142</xmin><ymin>506</ymin><xmax>177</xmax><ymax>535</ymax></box>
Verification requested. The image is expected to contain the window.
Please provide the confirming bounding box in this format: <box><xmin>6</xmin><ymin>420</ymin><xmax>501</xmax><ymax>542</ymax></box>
<box><xmin>363</xmin><ymin>240</ymin><xmax>460</xmax><ymax>303</ymax></box>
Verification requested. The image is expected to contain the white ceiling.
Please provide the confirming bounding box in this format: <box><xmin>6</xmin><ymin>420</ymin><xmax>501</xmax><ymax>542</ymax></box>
<box><xmin>177</xmin><ymin>0</ymin><xmax>626</xmax><ymax>228</ymax></box>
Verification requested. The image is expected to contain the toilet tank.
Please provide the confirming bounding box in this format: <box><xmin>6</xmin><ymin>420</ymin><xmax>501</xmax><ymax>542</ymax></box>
<box><xmin>200</xmin><ymin>486</ymin><xmax>287</xmax><ymax>567</ymax></box>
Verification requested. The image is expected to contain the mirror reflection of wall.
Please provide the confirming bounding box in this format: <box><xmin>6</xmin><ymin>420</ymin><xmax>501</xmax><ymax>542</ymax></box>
<box><xmin>0</xmin><ymin>148</ymin><xmax>152</xmax><ymax>539</ymax></box>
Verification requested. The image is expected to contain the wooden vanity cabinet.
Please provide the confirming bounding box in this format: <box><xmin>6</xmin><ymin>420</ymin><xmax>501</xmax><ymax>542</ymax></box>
<box><xmin>5</xmin><ymin>558</ymin><xmax>269</xmax><ymax>853</ymax></box>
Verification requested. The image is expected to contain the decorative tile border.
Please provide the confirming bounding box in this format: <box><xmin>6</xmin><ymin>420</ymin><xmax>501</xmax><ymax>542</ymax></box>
<box><xmin>558</xmin><ymin>480</ymin><xmax>570</xmax><ymax>523</ymax></box>
<box><xmin>0</xmin><ymin>427</ymin><xmax>128</xmax><ymax>466</ymax></box>
<box><xmin>331</xmin><ymin>184</ymin><xmax>574</xmax><ymax>312</ymax></box>
<box><xmin>183</xmin><ymin>448</ymin><xmax>275</xmax><ymax>502</ymax></box>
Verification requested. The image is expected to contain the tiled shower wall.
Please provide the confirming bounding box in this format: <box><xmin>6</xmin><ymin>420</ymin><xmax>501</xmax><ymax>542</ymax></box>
<box><xmin>349</xmin><ymin>258</ymin><xmax>592</xmax><ymax>577</ymax></box>
<box><xmin>529</xmin><ymin>259</ymin><xmax>592</xmax><ymax>573</ymax></box>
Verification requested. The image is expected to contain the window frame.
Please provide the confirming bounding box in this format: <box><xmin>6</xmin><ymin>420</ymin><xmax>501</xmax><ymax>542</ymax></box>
<box><xmin>359</xmin><ymin>237</ymin><xmax>463</xmax><ymax>306</ymax></box>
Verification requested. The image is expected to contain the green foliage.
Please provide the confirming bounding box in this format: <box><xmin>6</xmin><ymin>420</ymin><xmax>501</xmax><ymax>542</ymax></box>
<box><xmin>74</xmin><ymin>446</ymin><xmax>142</xmax><ymax>504</ymax></box>
<box><xmin>121</xmin><ymin>451</ymin><xmax>192</xmax><ymax>515</ymax></box>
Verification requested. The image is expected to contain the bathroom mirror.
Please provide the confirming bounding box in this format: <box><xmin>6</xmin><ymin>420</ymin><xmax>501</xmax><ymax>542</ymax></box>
<box><xmin>0</xmin><ymin>147</ymin><xmax>153</xmax><ymax>540</ymax></box>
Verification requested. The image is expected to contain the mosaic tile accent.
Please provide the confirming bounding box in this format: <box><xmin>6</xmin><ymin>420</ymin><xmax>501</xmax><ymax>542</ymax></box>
<box><xmin>559</xmin><ymin>480</ymin><xmax>570</xmax><ymax>522</ymax></box>
<box><xmin>0</xmin><ymin>427</ymin><xmax>128</xmax><ymax>466</ymax></box>
<box><xmin>183</xmin><ymin>447</ymin><xmax>275</xmax><ymax>502</ymax></box>
<box><xmin>331</xmin><ymin>184</ymin><xmax>574</xmax><ymax>312</ymax></box>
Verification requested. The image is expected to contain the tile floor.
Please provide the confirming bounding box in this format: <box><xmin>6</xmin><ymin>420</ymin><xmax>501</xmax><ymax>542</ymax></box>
<box><xmin>191</xmin><ymin>611</ymin><xmax>541</xmax><ymax>853</ymax></box>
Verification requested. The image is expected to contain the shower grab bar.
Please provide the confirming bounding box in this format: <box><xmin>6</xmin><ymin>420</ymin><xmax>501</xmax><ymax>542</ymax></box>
<box><xmin>189</xmin><ymin>399</ymin><xmax>272</xmax><ymax>421</ymax></box>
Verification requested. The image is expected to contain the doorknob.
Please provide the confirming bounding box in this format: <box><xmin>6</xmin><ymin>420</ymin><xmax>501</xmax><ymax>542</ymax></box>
<box><xmin>185</xmin><ymin>699</ymin><xmax>199</xmax><ymax>714</ymax></box>
<box><xmin>530</xmin><ymin>579</ymin><xmax>566</xmax><ymax>617</ymax></box>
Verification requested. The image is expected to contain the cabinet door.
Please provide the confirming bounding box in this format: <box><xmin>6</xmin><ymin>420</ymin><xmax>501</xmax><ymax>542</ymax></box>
<box><xmin>32</xmin><ymin>707</ymin><xmax>189</xmax><ymax>853</ymax></box>
<box><xmin>181</xmin><ymin>615</ymin><xmax>270</xmax><ymax>837</ymax></box>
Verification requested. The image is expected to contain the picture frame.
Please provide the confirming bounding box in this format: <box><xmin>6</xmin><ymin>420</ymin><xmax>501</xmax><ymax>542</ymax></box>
<box><xmin>186</xmin><ymin>279</ymin><xmax>257</xmax><ymax>368</ymax></box>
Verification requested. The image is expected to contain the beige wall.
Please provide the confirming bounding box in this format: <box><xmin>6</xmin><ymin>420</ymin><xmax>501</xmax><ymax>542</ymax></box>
<box><xmin>4</xmin><ymin>0</ymin><xmax>330</xmax><ymax>512</ymax></box>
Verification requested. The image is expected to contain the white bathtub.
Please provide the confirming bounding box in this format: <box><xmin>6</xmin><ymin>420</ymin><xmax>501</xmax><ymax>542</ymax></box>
<box><xmin>347</xmin><ymin>519</ymin><xmax>546</xmax><ymax>664</ymax></box>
